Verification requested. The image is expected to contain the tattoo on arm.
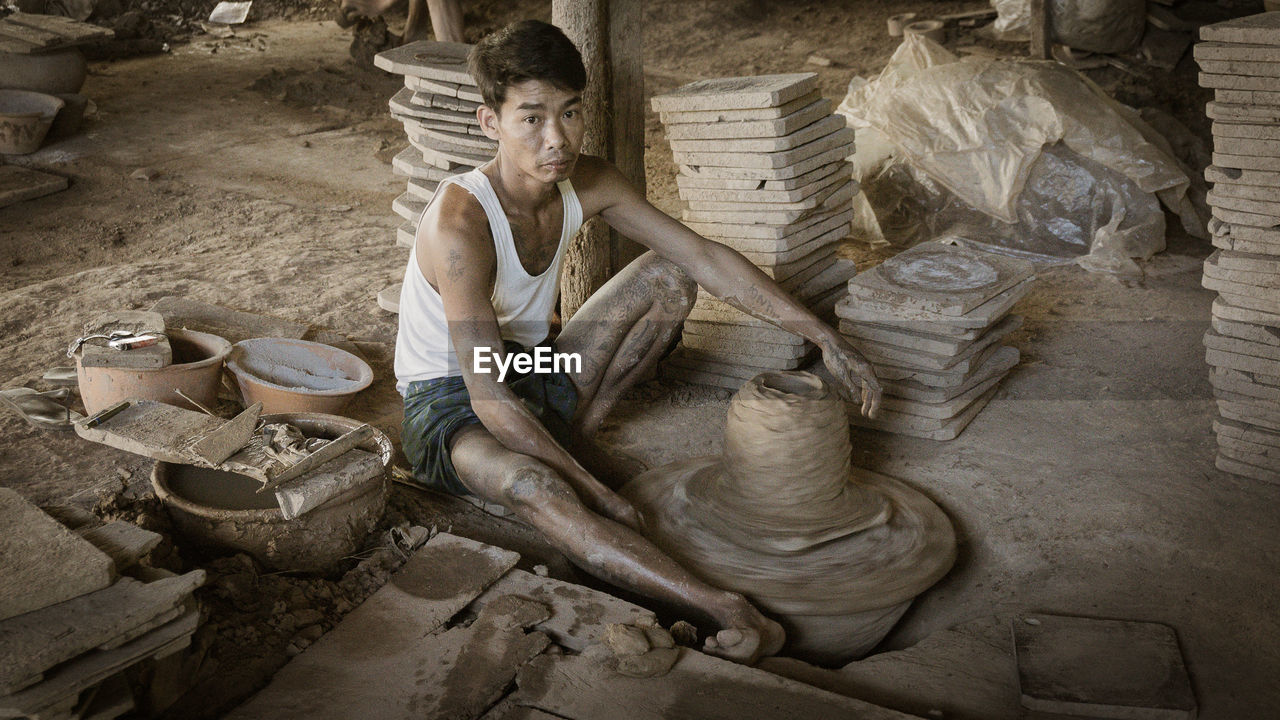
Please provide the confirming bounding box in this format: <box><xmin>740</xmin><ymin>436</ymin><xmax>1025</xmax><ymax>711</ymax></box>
<box><xmin>446</xmin><ymin>249</ymin><xmax>465</xmax><ymax>281</ymax></box>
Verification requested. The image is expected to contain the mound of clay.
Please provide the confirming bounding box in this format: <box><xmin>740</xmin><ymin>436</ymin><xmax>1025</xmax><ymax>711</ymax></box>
<box><xmin>622</xmin><ymin>371</ymin><xmax>956</xmax><ymax>664</ymax></box>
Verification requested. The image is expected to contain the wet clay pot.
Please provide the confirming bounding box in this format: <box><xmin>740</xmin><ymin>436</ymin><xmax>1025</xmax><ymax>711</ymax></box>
<box><xmin>622</xmin><ymin>371</ymin><xmax>957</xmax><ymax>665</ymax></box>
<box><xmin>0</xmin><ymin>49</ymin><xmax>87</xmax><ymax>94</ymax></box>
<box><xmin>152</xmin><ymin>413</ymin><xmax>390</xmax><ymax>573</ymax></box>
<box><xmin>226</xmin><ymin>337</ymin><xmax>373</xmax><ymax>415</ymax></box>
<box><xmin>75</xmin><ymin>329</ymin><xmax>232</xmax><ymax>415</ymax></box>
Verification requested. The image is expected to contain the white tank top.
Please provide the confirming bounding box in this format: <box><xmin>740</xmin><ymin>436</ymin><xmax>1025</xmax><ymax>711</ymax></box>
<box><xmin>394</xmin><ymin>167</ymin><xmax>583</xmax><ymax>393</ymax></box>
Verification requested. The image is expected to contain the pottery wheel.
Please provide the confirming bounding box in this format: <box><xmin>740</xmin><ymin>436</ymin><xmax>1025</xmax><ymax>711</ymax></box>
<box><xmin>623</xmin><ymin>461</ymin><xmax>957</xmax><ymax>616</ymax></box>
<box><xmin>879</xmin><ymin>250</ymin><xmax>1000</xmax><ymax>293</ymax></box>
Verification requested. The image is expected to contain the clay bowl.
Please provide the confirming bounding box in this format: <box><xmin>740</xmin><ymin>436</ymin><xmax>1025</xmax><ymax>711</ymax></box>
<box><xmin>152</xmin><ymin>413</ymin><xmax>390</xmax><ymax>573</ymax></box>
<box><xmin>226</xmin><ymin>338</ymin><xmax>373</xmax><ymax>415</ymax></box>
<box><xmin>75</xmin><ymin>329</ymin><xmax>232</xmax><ymax>415</ymax></box>
<box><xmin>0</xmin><ymin>49</ymin><xmax>87</xmax><ymax>94</ymax></box>
<box><xmin>0</xmin><ymin>90</ymin><xmax>64</xmax><ymax>155</ymax></box>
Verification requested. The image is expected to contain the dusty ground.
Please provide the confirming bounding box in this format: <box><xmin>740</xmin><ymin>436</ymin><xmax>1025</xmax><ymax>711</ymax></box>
<box><xmin>2</xmin><ymin>1</ymin><xmax>1277</xmax><ymax>718</ymax></box>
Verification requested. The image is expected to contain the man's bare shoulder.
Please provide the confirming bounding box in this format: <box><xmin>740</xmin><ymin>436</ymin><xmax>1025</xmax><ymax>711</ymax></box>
<box><xmin>569</xmin><ymin>154</ymin><xmax>638</xmax><ymax>219</ymax></box>
<box><xmin>417</xmin><ymin>182</ymin><xmax>495</xmax><ymax>261</ymax></box>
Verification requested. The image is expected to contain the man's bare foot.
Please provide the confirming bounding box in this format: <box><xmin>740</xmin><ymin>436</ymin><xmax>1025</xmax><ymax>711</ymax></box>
<box><xmin>702</xmin><ymin>594</ymin><xmax>785</xmax><ymax>665</ymax></box>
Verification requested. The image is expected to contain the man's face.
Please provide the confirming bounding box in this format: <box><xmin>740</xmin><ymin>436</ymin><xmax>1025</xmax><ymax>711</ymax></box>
<box><xmin>481</xmin><ymin>79</ymin><xmax>585</xmax><ymax>184</ymax></box>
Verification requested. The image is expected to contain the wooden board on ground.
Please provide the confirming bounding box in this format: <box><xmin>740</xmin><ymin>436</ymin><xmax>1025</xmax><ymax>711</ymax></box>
<box><xmin>0</xmin><ymin>12</ymin><xmax>113</xmax><ymax>53</ymax></box>
<box><xmin>149</xmin><ymin>296</ymin><xmax>308</xmax><ymax>344</ymax></box>
<box><xmin>0</xmin><ymin>488</ymin><xmax>114</xmax><ymax>624</ymax></box>
<box><xmin>508</xmin><ymin>650</ymin><xmax>918</xmax><ymax>720</ymax></box>
<box><xmin>223</xmin><ymin>533</ymin><xmax>519</xmax><ymax>720</ymax></box>
<box><xmin>77</xmin><ymin>522</ymin><xmax>162</xmax><ymax>570</ymax></box>
<box><xmin>470</xmin><ymin>569</ymin><xmax>655</xmax><ymax>652</ymax></box>
<box><xmin>0</xmin><ymin>166</ymin><xmax>67</xmax><ymax>208</ymax></box>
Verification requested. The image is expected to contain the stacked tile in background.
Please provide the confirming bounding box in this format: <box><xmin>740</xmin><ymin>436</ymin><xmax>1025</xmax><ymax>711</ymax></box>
<box><xmin>373</xmin><ymin>41</ymin><xmax>495</xmax><ymax>312</ymax></box>
<box><xmin>834</xmin><ymin>241</ymin><xmax>1034</xmax><ymax>441</ymax></box>
<box><xmin>651</xmin><ymin>73</ymin><xmax>860</xmax><ymax>390</ymax></box>
<box><xmin>1196</xmin><ymin>12</ymin><xmax>1280</xmax><ymax>482</ymax></box>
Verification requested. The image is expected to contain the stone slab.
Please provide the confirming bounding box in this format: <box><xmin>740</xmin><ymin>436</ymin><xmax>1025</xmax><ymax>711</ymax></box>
<box><xmin>1217</xmin><ymin>430</ymin><xmax>1280</xmax><ymax>470</ymax></box>
<box><xmin>1203</xmin><ymin>277</ymin><xmax>1280</xmax><ymax>314</ymax></box>
<box><xmin>1204</xmin><ymin>328</ymin><xmax>1280</xmax><ymax>364</ymax></box>
<box><xmin>876</xmin><ymin>373</ymin><xmax>1003</xmax><ymax>420</ymax></box>
<box><xmin>1198</xmin><ymin>58</ymin><xmax>1280</xmax><ymax>76</ymax></box>
<box><xmin>149</xmin><ymin>296</ymin><xmax>307</xmax><ymax>345</ymax></box>
<box><xmin>679</xmin><ymin>331</ymin><xmax>810</xmax><ymax>360</ymax></box>
<box><xmin>840</xmin><ymin>319</ymin><xmax>981</xmax><ymax>356</ymax></box>
<box><xmin>681</xmin><ymin>319</ymin><xmax>805</xmax><ymax>346</ymax></box>
<box><xmin>1213</xmin><ymin>87</ymin><xmax>1280</xmax><ymax>105</ymax></box>
<box><xmin>1221</xmin><ymin>222</ymin><xmax>1280</xmax><ymax>244</ymax></box>
<box><xmin>678</xmin><ymin>163</ymin><xmax>848</xmax><ymax>204</ymax></box>
<box><xmin>1212</xmin><ymin>315</ymin><xmax>1280</xmax><ymax>345</ymax></box>
<box><xmin>736</xmin><ymin>225</ymin><xmax>849</xmax><ymax>267</ymax></box>
<box><xmin>78</xmin><ymin>310</ymin><xmax>171</xmax><ymax>369</ymax></box>
<box><xmin>1217</xmin><ymin>452</ymin><xmax>1280</xmax><ymax>483</ymax></box>
<box><xmin>392</xmin><ymin>192</ymin><xmax>427</xmax><ymax>223</ymax></box>
<box><xmin>1208</xmin><ymin>189</ymin><xmax>1280</xmax><ymax>216</ymax></box>
<box><xmin>1210</xmin><ymin>203</ymin><xmax>1280</xmax><ymax>228</ymax></box>
<box><xmin>676</xmin><ymin>158</ymin><xmax>845</xmax><ymax>192</ymax></box>
<box><xmin>1206</xmin><ymin>345</ymin><xmax>1280</xmax><ymax>376</ymax></box>
<box><xmin>389</xmin><ymin>88</ymin><xmax>480</xmax><ymax>128</ymax></box>
<box><xmin>405</xmin><ymin>177</ymin><xmax>440</xmax><ymax>202</ymax></box>
<box><xmin>374</xmin><ymin>40</ymin><xmax>474</xmax><ymax>84</ymax></box>
<box><xmin>1212</xmin><ymin>135</ymin><xmax>1280</xmax><ymax>157</ymax></box>
<box><xmin>685</xmin><ymin>285</ymin><xmax>840</xmax><ymax>329</ymax></box>
<box><xmin>848</xmin><ymin>386</ymin><xmax>996</xmax><ymax>441</ymax></box>
<box><xmin>0</xmin><ymin>572</ymin><xmax>203</xmax><ymax>694</ymax></box>
<box><xmin>686</xmin><ymin>205</ymin><xmax>852</xmax><ymax>243</ymax></box>
<box><xmin>663</xmin><ymin>98</ymin><xmax>833</xmax><ymax>141</ymax></box>
<box><xmin>869</xmin><ymin>343</ymin><xmax>1004</xmax><ymax>389</ymax></box>
<box><xmin>0</xmin><ymin>166</ymin><xmax>67</xmax><ymax>209</ymax></box>
<box><xmin>1012</xmin><ymin>613</ymin><xmax>1195</xmax><ymax>720</ymax></box>
<box><xmin>1203</xmin><ymin>252</ymin><xmax>1280</xmax><ymax>289</ymax></box>
<box><xmin>1211</xmin><ymin>248</ymin><xmax>1280</xmax><ymax>275</ymax></box>
<box><xmin>469</xmin><ymin>569</ymin><xmax>655</xmax><ymax>652</ymax></box>
<box><xmin>1208</xmin><ymin>181</ymin><xmax>1280</xmax><ymax>203</ymax></box>
<box><xmin>1215</xmin><ymin>416</ymin><xmax>1280</xmax><ymax>448</ymax></box>
<box><xmin>224</xmin><ymin>533</ymin><xmax>519</xmax><ymax>720</ymax></box>
<box><xmin>650</xmin><ymin>73</ymin><xmax>818</xmax><ymax>114</ymax></box>
<box><xmin>879</xmin><ymin>345</ymin><xmax>1020</xmax><ymax>404</ymax></box>
<box><xmin>1199</xmin><ymin>12</ymin><xmax>1280</xmax><ymax>46</ymax></box>
<box><xmin>508</xmin><ymin>649</ymin><xmax>916</xmax><ymax>720</ymax></box>
<box><xmin>406</xmin><ymin>85</ymin><xmax>481</xmax><ymax>112</ymax></box>
<box><xmin>392</xmin><ymin>146</ymin><xmax>455</xmax><ymax>181</ymax></box>
<box><xmin>1196</xmin><ymin>40</ymin><xmax>1280</xmax><ymax>63</ymax></box>
<box><xmin>847</xmin><ymin>241</ymin><xmax>1035</xmax><ymax>317</ymax></box>
<box><xmin>420</xmin><ymin>125</ymin><xmax>497</xmax><ymax>152</ymax></box>
<box><xmin>684</xmin><ymin>181</ymin><xmax>853</xmax><ymax>225</ymax></box>
<box><xmin>1215</xmin><ymin>151</ymin><xmax>1280</xmax><ymax>175</ymax></box>
<box><xmin>0</xmin><ymin>611</ymin><xmax>197</xmax><ymax>720</ymax></box>
<box><xmin>668</xmin><ymin>115</ymin><xmax>846</xmax><ymax>154</ymax></box>
<box><xmin>1218</xmin><ymin>396</ymin><xmax>1280</xmax><ymax>433</ymax></box>
<box><xmin>0</xmin><ymin>488</ymin><xmax>114</xmax><ymax>624</ymax></box>
<box><xmin>658</xmin><ymin>89</ymin><xmax>822</xmax><ymax>125</ymax></box>
<box><xmin>397</xmin><ymin>220</ymin><xmax>417</xmax><ymax>249</ymax></box>
<box><xmin>1206</xmin><ymin>100</ymin><xmax>1280</xmax><ymax>125</ymax></box>
<box><xmin>1214</xmin><ymin>122</ymin><xmax>1280</xmax><ymax>142</ymax></box>
<box><xmin>686</xmin><ymin>176</ymin><xmax>852</xmax><ymax>214</ymax></box>
<box><xmin>397</xmin><ymin>113</ymin><xmax>484</xmax><ymax>137</ymax></box>
<box><xmin>1210</xmin><ymin>366</ymin><xmax>1280</xmax><ymax>404</ymax></box>
<box><xmin>836</xmin><ymin>276</ymin><xmax>1033</xmax><ymax>330</ymax></box>
<box><xmin>377</xmin><ymin>283</ymin><xmax>401</xmax><ymax>314</ymax></box>
<box><xmin>674</xmin><ymin>345</ymin><xmax>810</xmax><ymax>370</ymax></box>
<box><xmin>671</xmin><ymin>127</ymin><xmax>853</xmax><ymax>170</ymax></box>
<box><xmin>1211</xmin><ymin>231</ymin><xmax>1280</xmax><ymax>255</ymax></box>
<box><xmin>408</xmin><ymin>132</ymin><xmax>491</xmax><ymax>167</ymax></box>
<box><xmin>680</xmin><ymin>143</ymin><xmax>854</xmax><ymax>182</ymax></box>
<box><xmin>858</xmin><ymin>315</ymin><xmax>1021</xmax><ymax>372</ymax></box>
<box><xmin>698</xmin><ymin>252</ymin><xmax>843</xmax><ymax>306</ymax></box>
<box><xmin>77</xmin><ymin>522</ymin><xmax>162</xmax><ymax>571</ymax></box>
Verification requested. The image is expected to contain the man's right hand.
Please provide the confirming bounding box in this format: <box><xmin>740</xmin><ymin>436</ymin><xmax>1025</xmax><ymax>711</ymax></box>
<box><xmin>586</xmin><ymin>486</ymin><xmax>644</xmax><ymax>532</ymax></box>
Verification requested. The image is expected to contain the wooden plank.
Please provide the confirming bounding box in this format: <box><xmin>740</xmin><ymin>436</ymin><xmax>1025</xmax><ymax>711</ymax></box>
<box><xmin>2</xmin><ymin>13</ymin><xmax>113</xmax><ymax>46</ymax></box>
<box><xmin>470</xmin><ymin>569</ymin><xmax>656</xmax><ymax>652</ymax></box>
<box><xmin>0</xmin><ymin>611</ymin><xmax>198</xmax><ymax>720</ymax></box>
<box><xmin>509</xmin><ymin>651</ymin><xmax>921</xmax><ymax>720</ymax></box>
<box><xmin>77</xmin><ymin>522</ymin><xmax>162</xmax><ymax>570</ymax></box>
<box><xmin>223</xmin><ymin>534</ymin><xmax>520</xmax><ymax>720</ymax></box>
<box><xmin>0</xmin><ymin>18</ymin><xmax>61</xmax><ymax>49</ymax></box>
<box><xmin>0</xmin><ymin>572</ymin><xmax>203</xmax><ymax>695</ymax></box>
<box><xmin>0</xmin><ymin>166</ymin><xmax>67</xmax><ymax>208</ymax></box>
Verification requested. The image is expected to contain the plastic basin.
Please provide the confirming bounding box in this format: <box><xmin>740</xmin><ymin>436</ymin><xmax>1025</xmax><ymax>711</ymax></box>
<box><xmin>226</xmin><ymin>337</ymin><xmax>373</xmax><ymax>415</ymax></box>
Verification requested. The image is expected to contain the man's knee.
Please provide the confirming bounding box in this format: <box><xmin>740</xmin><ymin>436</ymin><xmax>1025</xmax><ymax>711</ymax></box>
<box><xmin>499</xmin><ymin>461</ymin><xmax>577</xmax><ymax>515</ymax></box>
<box><xmin>636</xmin><ymin>251</ymin><xmax>697</xmax><ymax>315</ymax></box>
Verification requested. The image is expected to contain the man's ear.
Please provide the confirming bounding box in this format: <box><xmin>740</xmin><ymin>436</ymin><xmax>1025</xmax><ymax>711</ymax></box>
<box><xmin>477</xmin><ymin>105</ymin><xmax>501</xmax><ymax>141</ymax></box>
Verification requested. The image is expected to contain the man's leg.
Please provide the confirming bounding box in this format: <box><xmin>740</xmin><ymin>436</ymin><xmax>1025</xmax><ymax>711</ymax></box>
<box><xmin>449</xmin><ymin>424</ymin><xmax>784</xmax><ymax>663</ymax></box>
<box><xmin>556</xmin><ymin>251</ymin><xmax>697</xmax><ymax>439</ymax></box>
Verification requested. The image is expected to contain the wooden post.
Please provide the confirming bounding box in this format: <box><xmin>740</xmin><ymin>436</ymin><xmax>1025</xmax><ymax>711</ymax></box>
<box><xmin>1029</xmin><ymin>0</ymin><xmax>1052</xmax><ymax>59</ymax></box>
<box><xmin>553</xmin><ymin>0</ymin><xmax>645</xmax><ymax>321</ymax></box>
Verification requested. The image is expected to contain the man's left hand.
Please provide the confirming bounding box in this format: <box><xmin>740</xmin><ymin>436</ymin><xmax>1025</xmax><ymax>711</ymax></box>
<box><xmin>818</xmin><ymin>335</ymin><xmax>883</xmax><ymax>419</ymax></box>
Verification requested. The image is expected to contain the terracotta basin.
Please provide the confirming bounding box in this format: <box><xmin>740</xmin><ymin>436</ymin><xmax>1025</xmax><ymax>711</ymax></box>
<box><xmin>0</xmin><ymin>90</ymin><xmax>63</xmax><ymax>155</ymax></box>
<box><xmin>0</xmin><ymin>49</ymin><xmax>87</xmax><ymax>94</ymax></box>
<box><xmin>152</xmin><ymin>413</ymin><xmax>390</xmax><ymax>573</ymax></box>
<box><xmin>75</xmin><ymin>329</ymin><xmax>232</xmax><ymax>415</ymax></box>
<box><xmin>226</xmin><ymin>337</ymin><xmax>373</xmax><ymax>415</ymax></box>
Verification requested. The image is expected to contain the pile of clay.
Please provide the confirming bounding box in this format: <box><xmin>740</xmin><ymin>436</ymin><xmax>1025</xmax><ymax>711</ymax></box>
<box><xmin>622</xmin><ymin>371</ymin><xmax>957</xmax><ymax>664</ymax></box>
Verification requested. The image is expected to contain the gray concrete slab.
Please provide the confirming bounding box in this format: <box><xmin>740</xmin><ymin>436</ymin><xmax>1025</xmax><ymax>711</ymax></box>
<box><xmin>858</xmin><ymin>315</ymin><xmax>1022</xmax><ymax>372</ymax></box>
<box><xmin>1208</xmin><ymin>180</ymin><xmax>1280</xmax><ymax>202</ymax></box>
<box><xmin>1211</xmin><ymin>248</ymin><xmax>1280</xmax><ymax>275</ymax></box>
<box><xmin>847</xmin><ymin>386</ymin><xmax>997</xmax><ymax>440</ymax></box>
<box><xmin>1214</xmin><ymin>86</ymin><xmax>1280</xmax><ymax>105</ymax></box>
<box><xmin>679</xmin><ymin>143</ymin><xmax>854</xmax><ymax>181</ymax></box>
<box><xmin>373</xmin><ymin>40</ymin><xmax>474</xmax><ymax>84</ymax></box>
<box><xmin>676</xmin><ymin>157</ymin><xmax>845</xmax><ymax>191</ymax></box>
<box><xmin>677</xmin><ymin>162</ymin><xmax>849</xmax><ymax>204</ymax></box>
<box><xmin>650</xmin><ymin>73</ymin><xmax>817</xmax><ymax>113</ymax></box>
<box><xmin>391</xmin><ymin>146</ymin><xmax>454</xmax><ymax>182</ymax></box>
<box><xmin>685</xmin><ymin>177</ymin><xmax>852</xmax><ymax>214</ymax></box>
<box><xmin>684</xmin><ymin>205</ymin><xmax>852</xmax><ymax>242</ymax></box>
<box><xmin>658</xmin><ymin>89</ymin><xmax>822</xmax><ymax>124</ymax></box>
<box><xmin>1206</xmin><ymin>100</ymin><xmax>1280</xmax><ymax>125</ymax></box>
<box><xmin>1209</xmin><ymin>188</ymin><xmax>1280</xmax><ymax>216</ymax></box>
<box><xmin>877</xmin><ymin>346</ymin><xmax>1020</xmax><ymax>404</ymax></box>
<box><xmin>0</xmin><ymin>166</ymin><xmax>67</xmax><ymax>209</ymax></box>
<box><xmin>392</xmin><ymin>192</ymin><xmax>426</xmax><ymax>223</ymax></box>
<box><xmin>1213</xmin><ymin>134</ymin><xmax>1280</xmax><ymax>157</ymax></box>
<box><xmin>683</xmin><ymin>181</ymin><xmax>853</xmax><ymax>225</ymax></box>
<box><xmin>1211</xmin><ymin>232</ymin><xmax>1280</xmax><ymax>255</ymax></box>
<box><xmin>1211</xmin><ymin>315</ymin><xmax>1280</xmax><ymax>346</ymax></box>
<box><xmin>1198</xmin><ymin>58</ymin><xmax>1280</xmax><ymax>77</ymax></box>
<box><xmin>671</xmin><ymin>127</ymin><xmax>853</xmax><ymax>170</ymax></box>
<box><xmin>1217</xmin><ymin>452</ymin><xmax>1280</xmax><ymax>482</ymax></box>
<box><xmin>1199</xmin><ymin>12</ymin><xmax>1280</xmax><ymax>46</ymax></box>
<box><xmin>1196</xmin><ymin>40</ymin><xmax>1280</xmax><ymax>63</ymax></box>
<box><xmin>1209</xmin><ymin>202</ymin><xmax>1280</xmax><ymax>226</ymax></box>
<box><xmin>668</xmin><ymin>115</ymin><xmax>846</xmax><ymax>154</ymax></box>
<box><xmin>836</xmin><ymin>277</ymin><xmax>1034</xmax><ymax>330</ymax></box>
<box><xmin>681</xmin><ymin>319</ymin><xmax>806</xmax><ymax>346</ymax></box>
<box><xmin>663</xmin><ymin>98</ymin><xmax>833</xmax><ymax>140</ymax></box>
<box><xmin>1213</xmin><ymin>124</ymin><xmax>1280</xmax><ymax>143</ymax></box>
<box><xmin>737</xmin><ymin>225</ymin><xmax>848</xmax><ymax>266</ymax></box>
<box><xmin>847</xmin><ymin>242</ymin><xmax>1035</xmax><ymax>317</ymax></box>
<box><xmin>0</xmin><ymin>488</ymin><xmax>114</xmax><ymax>623</ymax></box>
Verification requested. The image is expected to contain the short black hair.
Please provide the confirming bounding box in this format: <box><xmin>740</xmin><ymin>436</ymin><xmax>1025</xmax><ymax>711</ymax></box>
<box><xmin>468</xmin><ymin>20</ymin><xmax>587</xmax><ymax>113</ymax></box>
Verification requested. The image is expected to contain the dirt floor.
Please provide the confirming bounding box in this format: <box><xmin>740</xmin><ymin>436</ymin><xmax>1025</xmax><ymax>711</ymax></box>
<box><xmin>2</xmin><ymin>0</ymin><xmax>1278</xmax><ymax>718</ymax></box>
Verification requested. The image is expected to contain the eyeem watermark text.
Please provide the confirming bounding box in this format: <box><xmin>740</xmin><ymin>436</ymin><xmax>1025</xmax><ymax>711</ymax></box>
<box><xmin>473</xmin><ymin>346</ymin><xmax>581</xmax><ymax>382</ymax></box>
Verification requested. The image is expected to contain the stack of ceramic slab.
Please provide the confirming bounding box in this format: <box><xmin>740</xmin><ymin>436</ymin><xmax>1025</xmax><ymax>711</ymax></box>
<box><xmin>649</xmin><ymin>73</ymin><xmax>860</xmax><ymax>390</ymax></box>
<box><xmin>834</xmin><ymin>241</ymin><xmax>1034</xmax><ymax>441</ymax></box>
<box><xmin>373</xmin><ymin>40</ymin><xmax>495</xmax><ymax>313</ymax></box>
<box><xmin>1195</xmin><ymin>13</ymin><xmax>1280</xmax><ymax>482</ymax></box>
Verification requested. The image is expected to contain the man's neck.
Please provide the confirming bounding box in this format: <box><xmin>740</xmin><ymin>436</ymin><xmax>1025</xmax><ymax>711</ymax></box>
<box><xmin>485</xmin><ymin>153</ymin><xmax>561</xmax><ymax>216</ymax></box>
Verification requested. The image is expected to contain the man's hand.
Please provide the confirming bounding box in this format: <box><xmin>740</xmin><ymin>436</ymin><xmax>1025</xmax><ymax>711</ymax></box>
<box><xmin>583</xmin><ymin>485</ymin><xmax>644</xmax><ymax>532</ymax></box>
<box><xmin>818</xmin><ymin>334</ymin><xmax>883</xmax><ymax>419</ymax></box>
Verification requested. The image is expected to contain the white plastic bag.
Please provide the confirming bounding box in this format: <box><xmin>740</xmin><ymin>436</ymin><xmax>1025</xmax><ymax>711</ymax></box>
<box><xmin>837</xmin><ymin>35</ymin><xmax>1204</xmax><ymax>273</ymax></box>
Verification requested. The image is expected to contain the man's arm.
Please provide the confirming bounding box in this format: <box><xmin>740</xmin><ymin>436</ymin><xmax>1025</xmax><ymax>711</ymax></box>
<box><xmin>578</xmin><ymin>158</ymin><xmax>882</xmax><ymax>417</ymax></box>
<box><xmin>418</xmin><ymin>187</ymin><xmax>642</xmax><ymax>527</ymax></box>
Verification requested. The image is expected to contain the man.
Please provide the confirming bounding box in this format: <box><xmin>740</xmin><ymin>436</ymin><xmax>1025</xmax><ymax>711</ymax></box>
<box><xmin>339</xmin><ymin>0</ymin><xmax>462</xmax><ymax>44</ymax></box>
<box><xmin>395</xmin><ymin>20</ymin><xmax>882</xmax><ymax>664</ymax></box>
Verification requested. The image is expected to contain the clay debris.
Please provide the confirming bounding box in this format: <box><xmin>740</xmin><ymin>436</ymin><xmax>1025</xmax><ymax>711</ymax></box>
<box><xmin>1195</xmin><ymin>16</ymin><xmax>1280</xmax><ymax>483</ymax></box>
<box><xmin>834</xmin><ymin>240</ymin><xmax>1035</xmax><ymax>441</ymax></box>
<box><xmin>650</xmin><ymin>74</ymin><xmax>858</xmax><ymax>391</ymax></box>
<box><xmin>375</xmin><ymin>40</ymin><xmax>494</xmax><ymax>315</ymax></box>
